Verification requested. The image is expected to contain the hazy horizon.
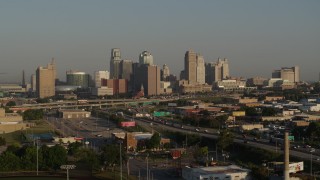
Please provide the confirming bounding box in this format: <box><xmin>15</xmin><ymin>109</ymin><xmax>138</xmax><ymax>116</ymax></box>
<box><xmin>1</xmin><ymin>1</ymin><xmax>319</xmax><ymax>83</ymax></box>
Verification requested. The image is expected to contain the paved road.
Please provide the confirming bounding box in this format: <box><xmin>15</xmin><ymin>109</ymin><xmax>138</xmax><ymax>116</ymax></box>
<box><xmin>134</xmin><ymin>117</ymin><xmax>320</xmax><ymax>164</ymax></box>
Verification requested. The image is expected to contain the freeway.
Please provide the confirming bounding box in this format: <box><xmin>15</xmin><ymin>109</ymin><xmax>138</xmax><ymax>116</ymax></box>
<box><xmin>46</xmin><ymin>116</ymin><xmax>125</xmax><ymax>147</ymax></box>
<box><xmin>12</xmin><ymin>98</ymin><xmax>174</xmax><ymax>110</ymax></box>
<box><xmin>133</xmin><ymin>117</ymin><xmax>320</xmax><ymax>164</ymax></box>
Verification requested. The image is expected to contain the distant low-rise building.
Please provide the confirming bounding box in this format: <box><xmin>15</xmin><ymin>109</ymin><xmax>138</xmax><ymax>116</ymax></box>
<box><xmin>182</xmin><ymin>165</ymin><xmax>250</xmax><ymax>180</ymax></box>
<box><xmin>58</xmin><ymin>110</ymin><xmax>91</xmax><ymax>119</ymax></box>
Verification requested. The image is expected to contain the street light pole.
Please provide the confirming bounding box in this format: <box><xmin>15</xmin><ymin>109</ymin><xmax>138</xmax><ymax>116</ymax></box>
<box><xmin>119</xmin><ymin>141</ymin><xmax>123</xmax><ymax>180</ymax></box>
<box><xmin>146</xmin><ymin>153</ymin><xmax>149</xmax><ymax>180</ymax></box>
<box><xmin>311</xmin><ymin>148</ymin><xmax>315</xmax><ymax>177</ymax></box>
<box><xmin>36</xmin><ymin>138</ymin><xmax>39</xmax><ymax>176</ymax></box>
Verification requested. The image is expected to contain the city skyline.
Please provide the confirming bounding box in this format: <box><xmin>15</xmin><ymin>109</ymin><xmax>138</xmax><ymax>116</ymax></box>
<box><xmin>0</xmin><ymin>1</ymin><xmax>319</xmax><ymax>82</ymax></box>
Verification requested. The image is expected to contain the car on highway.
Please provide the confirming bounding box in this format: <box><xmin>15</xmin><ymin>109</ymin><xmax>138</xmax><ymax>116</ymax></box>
<box><xmin>195</xmin><ymin>128</ymin><xmax>200</xmax><ymax>132</ymax></box>
<box><xmin>204</xmin><ymin>129</ymin><xmax>208</xmax><ymax>133</ymax></box>
<box><xmin>96</xmin><ymin>134</ymin><xmax>102</xmax><ymax>137</ymax></box>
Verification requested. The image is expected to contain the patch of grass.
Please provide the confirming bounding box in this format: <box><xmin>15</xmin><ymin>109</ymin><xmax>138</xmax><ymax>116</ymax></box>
<box><xmin>0</xmin><ymin>131</ymin><xmax>24</xmax><ymax>144</ymax></box>
<box><xmin>94</xmin><ymin>170</ymin><xmax>137</xmax><ymax>180</ymax></box>
<box><xmin>0</xmin><ymin>120</ymin><xmax>56</xmax><ymax>145</ymax></box>
<box><xmin>25</xmin><ymin>120</ymin><xmax>55</xmax><ymax>134</ymax></box>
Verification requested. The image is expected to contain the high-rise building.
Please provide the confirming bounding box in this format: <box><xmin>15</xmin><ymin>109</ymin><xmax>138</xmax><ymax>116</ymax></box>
<box><xmin>196</xmin><ymin>54</ymin><xmax>205</xmax><ymax>84</ymax></box>
<box><xmin>162</xmin><ymin>64</ymin><xmax>170</xmax><ymax>81</ymax></box>
<box><xmin>94</xmin><ymin>71</ymin><xmax>109</xmax><ymax>87</ymax></box>
<box><xmin>30</xmin><ymin>74</ymin><xmax>36</xmax><ymax>92</ymax></box>
<box><xmin>66</xmin><ymin>70</ymin><xmax>90</xmax><ymax>88</ymax></box>
<box><xmin>120</xmin><ymin>59</ymin><xmax>133</xmax><ymax>80</ymax></box>
<box><xmin>110</xmin><ymin>48</ymin><xmax>121</xmax><ymax>79</ymax></box>
<box><xmin>21</xmin><ymin>70</ymin><xmax>26</xmax><ymax>88</ymax></box>
<box><xmin>133</xmin><ymin>64</ymin><xmax>160</xmax><ymax>96</ymax></box>
<box><xmin>36</xmin><ymin>59</ymin><xmax>56</xmax><ymax>98</ymax></box>
<box><xmin>139</xmin><ymin>51</ymin><xmax>154</xmax><ymax>66</ymax></box>
<box><xmin>184</xmin><ymin>50</ymin><xmax>197</xmax><ymax>84</ymax></box>
<box><xmin>272</xmin><ymin>66</ymin><xmax>300</xmax><ymax>83</ymax></box>
<box><xmin>205</xmin><ymin>58</ymin><xmax>229</xmax><ymax>84</ymax></box>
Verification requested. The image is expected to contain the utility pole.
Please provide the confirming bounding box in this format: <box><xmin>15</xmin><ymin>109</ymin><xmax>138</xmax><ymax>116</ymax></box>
<box><xmin>119</xmin><ymin>141</ymin><xmax>123</xmax><ymax>180</ymax></box>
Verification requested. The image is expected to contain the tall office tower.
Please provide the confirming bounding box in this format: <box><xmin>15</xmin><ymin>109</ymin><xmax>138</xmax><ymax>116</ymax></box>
<box><xmin>120</xmin><ymin>59</ymin><xmax>133</xmax><ymax>80</ymax></box>
<box><xmin>205</xmin><ymin>62</ymin><xmax>215</xmax><ymax>85</ymax></box>
<box><xmin>272</xmin><ymin>66</ymin><xmax>300</xmax><ymax>83</ymax></box>
<box><xmin>205</xmin><ymin>58</ymin><xmax>229</xmax><ymax>84</ymax></box>
<box><xmin>36</xmin><ymin>59</ymin><xmax>56</xmax><ymax>98</ymax></box>
<box><xmin>133</xmin><ymin>64</ymin><xmax>160</xmax><ymax>96</ymax></box>
<box><xmin>66</xmin><ymin>70</ymin><xmax>91</xmax><ymax>88</ymax></box>
<box><xmin>214</xmin><ymin>58</ymin><xmax>229</xmax><ymax>82</ymax></box>
<box><xmin>30</xmin><ymin>74</ymin><xmax>36</xmax><ymax>92</ymax></box>
<box><xmin>21</xmin><ymin>70</ymin><xmax>26</xmax><ymax>87</ymax></box>
<box><xmin>139</xmin><ymin>51</ymin><xmax>154</xmax><ymax>65</ymax></box>
<box><xmin>110</xmin><ymin>48</ymin><xmax>121</xmax><ymax>79</ymax></box>
<box><xmin>94</xmin><ymin>71</ymin><xmax>109</xmax><ymax>87</ymax></box>
<box><xmin>162</xmin><ymin>64</ymin><xmax>170</xmax><ymax>81</ymax></box>
<box><xmin>184</xmin><ymin>50</ymin><xmax>197</xmax><ymax>84</ymax></box>
<box><xmin>196</xmin><ymin>54</ymin><xmax>205</xmax><ymax>84</ymax></box>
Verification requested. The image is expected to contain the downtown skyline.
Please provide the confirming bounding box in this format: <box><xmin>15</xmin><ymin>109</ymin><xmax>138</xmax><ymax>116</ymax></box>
<box><xmin>0</xmin><ymin>1</ymin><xmax>319</xmax><ymax>82</ymax></box>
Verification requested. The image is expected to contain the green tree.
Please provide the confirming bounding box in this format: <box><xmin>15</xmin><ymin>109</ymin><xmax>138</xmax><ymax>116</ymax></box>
<box><xmin>147</xmin><ymin>133</ymin><xmax>161</xmax><ymax>149</ymax></box>
<box><xmin>261</xmin><ymin>107</ymin><xmax>277</xmax><ymax>116</ymax></box>
<box><xmin>241</xmin><ymin>107</ymin><xmax>258</xmax><ymax>116</ymax></box>
<box><xmin>306</xmin><ymin>122</ymin><xmax>320</xmax><ymax>142</ymax></box>
<box><xmin>6</xmin><ymin>101</ymin><xmax>16</xmax><ymax>107</ymax></box>
<box><xmin>193</xmin><ymin>146</ymin><xmax>208</xmax><ymax>161</ymax></box>
<box><xmin>44</xmin><ymin>145</ymin><xmax>67</xmax><ymax>170</ymax></box>
<box><xmin>0</xmin><ymin>137</ymin><xmax>6</xmax><ymax>146</ymax></box>
<box><xmin>100</xmin><ymin>144</ymin><xmax>127</xmax><ymax>167</ymax></box>
<box><xmin>0</xmin><ymin>152</ymin><xmax>21</xmax><ymax>171</ymax></box>
<box><xmin>75</xmin><ymin>148</ymin><xmax>99</xmax><ymax>171</ymax></box>
<box><xmin>67</xmin><ymin>142</ymin><xmax>82</xmax><ymax>156</ymax></box>
<box><xmin>217</xmin><ymin>130</ymin><xmax>234</xmax><ymax>151</ymax></box>
<box><xmin>21</xmin><ymin>146</ymin><xmax>38</xmax><ymax>170</ymax></box>
<box><xmin>23</xmin><ymin>109</ymin><xmax>44</xmax><ymax>120</ymax></box>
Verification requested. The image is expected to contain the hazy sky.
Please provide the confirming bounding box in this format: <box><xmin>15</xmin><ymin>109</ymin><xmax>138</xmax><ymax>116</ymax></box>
<box><xmin>0</xmin><ymin>0</ymin><xmax>319</xmax><ymax>83</ymax></box>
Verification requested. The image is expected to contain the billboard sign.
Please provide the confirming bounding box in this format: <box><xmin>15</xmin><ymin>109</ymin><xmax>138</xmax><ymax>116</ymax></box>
<box><xmin>120</xmin><ymin>121</ymin><xmax>136</xmax><ymax>127</ymax></box>
<box><xmin>274</xmin><ymin>162</ymin><xmax>303</xmax><ymax>173</ymax></box>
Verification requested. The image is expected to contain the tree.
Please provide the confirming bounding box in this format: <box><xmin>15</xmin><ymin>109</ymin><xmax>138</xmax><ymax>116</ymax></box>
<box><xmin>306</xmin><ymin>122</ymin><xmax>320</xmax><ymax>142</ymax></box>
<box><xmin>217</xmin><ymin>130</ymin><xmax>234</xmax><ymax>151</ymax></box>
<box><xmin>241</xmin><ymin>106</ymin><xmax>258</xmax><ymax>116</ymax></box>
<box><xmin>100</xmin><ymin>144</ymin><xmax>127</xmax><ymax>168</ymax></box>
<box><xmin>76</xmin><ymin>148</ymin><xmax>99</xmax><ymax>171</ymax></box>
<box><xmin>6</xmin><ymin>101</ymin><xmax>16</xmax><ymax>107</ymax></box>
<box><xmin>261</xmin><ymin>107</ymin><xmax>277</xmax><ymax>116</ymax></box>
<box><xmin>0</xmin><ymin>137</ymin><xmax>6</xmax><ymax>146</ymax></box>
<box><xmin>67</xmin><ymin>142</ymin><xmax>82</xmax><ymax>156</ymax></box>
<box><xmin>23</xmin><ymin>109</ymin><xmax>44</xmax><ymax>120</ymax></box>
<box><xmin>21</xmin><ymin>146</ymin><xmax>38</xmax><ymax>170</ymax></box>
<box><xmin>0</xmin><ymin>152</ymin><xmax>21</xmax><ymax>171</ymax></box>
<box><xmin>193</xmin><ymin>146</ymin><xmax>208</xmax><ymax>162</ymax></box>
<box><xmin>43</xmin><ymin>145</ymin><xmax>67</xmax><ymax>170</ymax></box>
<box><xmin>147</xmin><ymin>133</ymin><xmax>161</xmax><ymax>149</ymax></box>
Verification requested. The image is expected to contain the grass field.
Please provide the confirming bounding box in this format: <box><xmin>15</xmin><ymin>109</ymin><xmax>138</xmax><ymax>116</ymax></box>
<box><xmin>0</xmin><ymin>120</ymin><xmax>55</xmax><ymax>145</ymax></box>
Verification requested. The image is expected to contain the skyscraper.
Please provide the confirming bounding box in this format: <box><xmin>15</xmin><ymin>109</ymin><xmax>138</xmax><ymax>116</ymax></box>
<box><xmin>205</xmin><ymin>58</ymin><xmax>230</xmax><ymax>84</ymax></box>
<box><xmin>94</xmin><ymin>71</ymin><xmax>110</xmax><ymax>87</ymax></box>
<box><xmin>36</xmin><ymin>59</ymin><xmax>56</xmax><ymax>98</ymax></box>
<box><xmin>66</xmin><ymin>70</ymin><xmax>91</xmax><ymax>88</ymax></box>
<box><xmin>110</xmin><ymin>48</ymin><xmax>121</xmax><ymax>79</ymax></box>
<box><xmin>139</xmin><ymin>51</ymin><xmax>154</xmax><ymax>65</ymax></box>
<box><xmin>162</xmin><ymin>64</ymin><xmax>170</xmax><ymax>81</ymax></box>
<box><xmin>120</xmin><ymin>59</ymin><xmax>133</xmax><ymax>80</ymax></box>
<box><xmin>196</xmin><ymin>54</ymin><xmax>205</xmax><ymax>84</ymax></box>
<box><xmin>272</xmin><ymin>66</ymin><xmax>300</xmax><ymax>83</ymax></box>
<box><xmin>133</xmin><ymin>64</ymin><xmax>161</xmax><ymax>96</ymax></box>
<box><xmin>184</xmin><ymin>50</ymin><xmax>197</xmax><ymax>84</ymax></box>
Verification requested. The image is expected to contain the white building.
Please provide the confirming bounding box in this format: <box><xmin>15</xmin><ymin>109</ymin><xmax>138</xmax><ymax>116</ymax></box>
<box><xmin>91</xmin><ymin>87</ymin><xmax>113</xmax><ymax>96</ymax></box>
<box><xmin>196</xmin><ymin>54</ymin><xmax>205</xmax><ymax>84</ymax></box>
<box><xmin>182</xmin><ymin>165</ymin><xmax>250</xmax><ymax>180</ymax></box>
<box><xmin>94</xmin><ymin>71</ymin><xmax>110</xmax><ymax>87</ymax></box>
<box><xmin>139</xmin><ymin>51</ymin><xmax>153</xmax><ymax>65</ymax></box>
